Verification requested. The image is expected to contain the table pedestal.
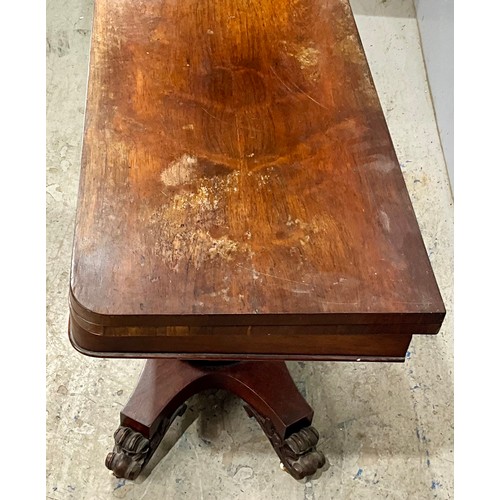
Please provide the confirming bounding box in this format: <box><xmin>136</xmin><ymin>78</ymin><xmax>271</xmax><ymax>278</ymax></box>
<box><xmin>105</xmin><ymin>359</ymin><xmax>325</xmax><ymax>480</ymax></box>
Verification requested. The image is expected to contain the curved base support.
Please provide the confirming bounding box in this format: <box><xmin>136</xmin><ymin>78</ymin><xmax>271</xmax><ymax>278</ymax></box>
<box><xmin>105</xmin><ymin>359</ymin><xmax>325</xmax><ymax>480</ymax></box>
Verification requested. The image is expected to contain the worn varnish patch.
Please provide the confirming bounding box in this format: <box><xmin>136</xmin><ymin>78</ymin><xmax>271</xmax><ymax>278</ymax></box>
<box><xmin>161</xmin><ymin>154</ymin><xmax>198</xmax><ymax>187</ymax></box>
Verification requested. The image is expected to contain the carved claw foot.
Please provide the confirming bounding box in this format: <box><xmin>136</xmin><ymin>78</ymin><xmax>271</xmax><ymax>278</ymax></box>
<box><xmin>105</xmin><ymin>427</ymin><xmax>150</xmax><ymax>480</ymax></box>
<box><xmin>244</xmin><ymin>406</ymin><xmax>326</xmax><ymax>480</ymax></box>
<box><xmin>106</xmin><ymin>404</ymin><xmax>187</xmax><ymax>480</ymax></box>
<box><xmin>280</xmin><ymin>427</ymin><xmax>326</xmax><ymax>479</ymax></box>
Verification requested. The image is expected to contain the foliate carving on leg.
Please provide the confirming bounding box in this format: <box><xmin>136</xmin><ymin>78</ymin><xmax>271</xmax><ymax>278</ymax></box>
<box><xmin>105</xmin><ymin>427</ymin><xmax>150</xmax><ymax>480</ymax></box>
<box><xmin>245</xmin><ymin>406</ymin><xmax>326</xmax><ymax>480</ymax></box>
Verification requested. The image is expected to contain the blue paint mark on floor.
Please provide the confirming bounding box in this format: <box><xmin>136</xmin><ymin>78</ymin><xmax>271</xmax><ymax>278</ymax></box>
<box><xmin>114</xmin><ymin>479</ymin><xmax>126</xmax><ymax>490</ymax></box>
<box><xmin>431</xmin><ymin>480</ymin><xmax>441</xmax><ymax>490</ymax></box>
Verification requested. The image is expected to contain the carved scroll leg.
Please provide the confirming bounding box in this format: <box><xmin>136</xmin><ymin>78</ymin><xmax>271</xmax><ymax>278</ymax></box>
<box><xmin>105</xmin><ymin>359</ymin><xmax>206</xmax><ymax>479</ymax></box>
<box><xmin>245</xmin><ymin>405</ymin><xmax>325</xmax><ymax>480</ymax></box>
<box><xmin>220</xmin><ymin>361</ymin><xmax>326</xmax><ymax>480</ymax></box>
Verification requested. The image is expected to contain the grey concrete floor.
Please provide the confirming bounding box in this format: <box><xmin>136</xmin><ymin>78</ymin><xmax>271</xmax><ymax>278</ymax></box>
<box><xmin>46</xmin><ymin>0</ymin><xmax>454</xmax><ymax>498</ymax></box>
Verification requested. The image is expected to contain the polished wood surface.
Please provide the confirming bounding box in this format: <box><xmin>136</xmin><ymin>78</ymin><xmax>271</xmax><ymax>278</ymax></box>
<box><xmin>69</xmin><ymin>0</ymin><xmax>445</xmax><ymax>358</ymax></box>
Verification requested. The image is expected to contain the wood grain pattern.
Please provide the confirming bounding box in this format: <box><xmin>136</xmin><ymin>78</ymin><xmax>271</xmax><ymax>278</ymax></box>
<box><xmin>69</xmin><ymin>0</ymin><xmax>445</xmax><ymax>358</ymax></box>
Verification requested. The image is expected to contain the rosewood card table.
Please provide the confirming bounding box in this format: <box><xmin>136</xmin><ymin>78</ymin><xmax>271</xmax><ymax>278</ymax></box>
<box><xmin>69</xmin><ymin>0</ymin><xmax>445</xmax><ymax>481</ymax></box>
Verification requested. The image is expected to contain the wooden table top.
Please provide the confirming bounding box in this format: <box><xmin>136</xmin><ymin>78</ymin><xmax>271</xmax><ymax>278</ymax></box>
<box><xmin>69</xmin><ymin>0</ymin><xmax>445</xmax><ymax>360</ymax></box>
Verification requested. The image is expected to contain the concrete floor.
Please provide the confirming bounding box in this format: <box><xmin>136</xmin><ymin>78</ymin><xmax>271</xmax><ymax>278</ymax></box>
<box><xmin>46</xmin><ymin>0</ymin><xmax>454</xmax><ymax>498</ymax></box>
